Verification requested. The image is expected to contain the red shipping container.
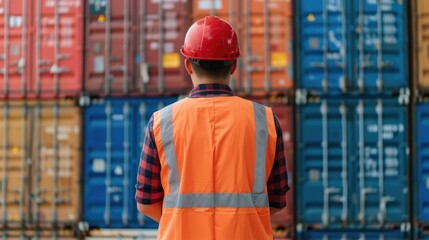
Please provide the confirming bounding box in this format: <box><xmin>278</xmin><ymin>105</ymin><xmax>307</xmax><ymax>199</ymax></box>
<box><xmin>0</xmin><ymin>0</ymin><xmax>84</xmax><ymax>98</ymax></box>
<box><xmin>85</xmin><ymin>0</ymin><xmax>137</xmax><ymax>95</ymax></box>
<box><xmin>0</xmin><ymin>0</ymin><xmax>32</xmax><ymax>98</ymax></box>
<box><xmin>192</xmin><ymin>0</ymin><xmax>294</xmax><ymax>96</ymax></box>
<box><xmin>32</xmin><ymin>0</ymin><xmax>84</xmax><ymax>98</ymax></box>
<box><xmin>250</xmin><ymin>97</ymin><xmax>295</xmax><ymax>238</ymax></box>
<box><xmin>136</xmin><ymin>0</ymin><xmax>192</xmax><ymax>95</ymax></box>
<box><xmin>85</xmin><ymin>0</ymin><xmax>192</xmax><ymax>96</ymax></box>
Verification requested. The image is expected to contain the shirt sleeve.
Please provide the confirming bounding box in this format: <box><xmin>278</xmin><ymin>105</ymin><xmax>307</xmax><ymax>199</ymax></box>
<box><xmin>267</xmin><ymin>112</ymin><xmax>290</xmax><ymax>209</ymax></box>
<box><xmin>135</xmin><ymin>115</ymin><xmax>164</xmax><ymax>204</ymax></box>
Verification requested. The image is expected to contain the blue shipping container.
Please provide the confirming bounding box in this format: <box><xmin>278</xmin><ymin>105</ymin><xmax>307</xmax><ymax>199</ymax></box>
<box><xmin>297</xmin><ymin>98</ymin><xmax>409</xmax><ymax>228</ymax></box>
<box><xmin>83</xmin><ymin>98</ymin><xmax>177</xmax><ymax>228</ymax></box>
<box><xmin>297</xmin><ymin>0</ymin><xmax>350</xmax><ymax>93</ymax></box>
<box><xmin>350</xmin><ymin>0</ymin><xmax>408</xmax><ymax>92</ymax></box>
<box><xmin>417</xmin><ymin>103</ymin><xmax>429</xmax><ymax>223</ymax></box>
<box><xmin>298</xmin><ymin>230</ymin><xmax>408</xmax><ymax>240</ymax></box>
<box><xmin>296</xmin><ymin>0</ymin><xmax>408</xmax><ymax>93</ymax></box>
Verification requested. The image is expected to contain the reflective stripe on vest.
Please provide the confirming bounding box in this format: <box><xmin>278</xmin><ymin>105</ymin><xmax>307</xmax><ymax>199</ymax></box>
<box><xmin>159</xmin><ymin>102</ymin><xmax>269</xmax><ymax>209</ymax></box>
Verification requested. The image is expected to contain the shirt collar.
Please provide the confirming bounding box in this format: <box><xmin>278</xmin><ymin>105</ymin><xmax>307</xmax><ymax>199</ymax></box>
<box><xmin>189</xmin><ymin>84</ymin><xmax>235</xmax><ymax>98</ymax></box>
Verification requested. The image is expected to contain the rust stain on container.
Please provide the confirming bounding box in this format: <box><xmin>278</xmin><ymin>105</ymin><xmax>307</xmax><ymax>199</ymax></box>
<box><xmin>417</xmin><ymin>0</ymin><xmax>429</xmax><ymax>90</ymax></box>
<box><xmin>0</xmin><ymin>100</ymin><xmax>81</xmax><ymax>228</ymax></box>
<box><xmin>193</xmin><ymin>0</ymin><xmax>294</xmax><ymax>95</ymax></box>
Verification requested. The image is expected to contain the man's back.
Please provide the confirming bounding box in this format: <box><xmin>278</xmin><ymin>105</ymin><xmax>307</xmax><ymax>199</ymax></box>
<box><xmin>152</xmin><ymin>96</ymin><xmax>277</xmax><ymax>239</ymax></box>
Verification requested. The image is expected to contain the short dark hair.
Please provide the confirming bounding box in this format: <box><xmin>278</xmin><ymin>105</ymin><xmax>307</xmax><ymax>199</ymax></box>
<box><xmin>189</xmin><ymin>59</ymin><xmax>233</xmax><ymax>79</ymax></box>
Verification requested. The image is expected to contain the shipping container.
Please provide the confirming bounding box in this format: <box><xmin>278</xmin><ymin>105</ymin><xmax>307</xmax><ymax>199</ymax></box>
<box><xmin>83</xmin><ymin>97</ymin><xmax>177</xmax><ymax>228</ymax></box>
<box><xmin>0</xmin><ymin>100</ymin><xmax>81</xmax><ymax>229</ymax></box>
<box><xmin>250</xmin><ymin>97</ymin><xmax>294</xmax><ymax>238</ymax></box>
<box><xmin>417</xmin><ymin>103</ymin><xmax>429</xmax><ymax>224</ymax></box>
<box><xmin>296</xmin><ymin>0</ymin><xmax>408</xmax><ymax>94</ymax></box>
<box><xmin>0</xmin><ymin>0</ymin><xmax>84</xmax><ymax>98</ymax></box>
<box><xmin>297</xmin><ymin>230</ymin><xmax>408</xmax><ymax>240</ymax></box>
<box><xmin>350</xmin><ymin>0</ymin><xmax>408</xmax><ymax>93</ymax></box>
<box><xmin>296</xmin><ymin>0</ymin><xmax>350</xmax><ymax>94</ymax></box>
<box><xmin>296</xmin><ymin>98</ymin><xmax>409</xmax><ymax>228</ymax></box>
<box><xmin>192</xmin><ymin>0</ymin><xmax>294</xmax><ymax>95</ymax></box>
<box><xmin>85</xmin><ymin>0</ymin><xmax>191</xmax><ymax>96</ymax></box>
<box><xmin>414</xmin><ymin>0</ymin><xmax>429</xmax><ymax>91</ymax></box>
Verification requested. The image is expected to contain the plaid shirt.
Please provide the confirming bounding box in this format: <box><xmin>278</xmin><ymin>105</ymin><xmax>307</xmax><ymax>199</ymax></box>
<box><xmin>135</xmin><ymin>84</ymin><xmax>289</xmax><ymax>208</ymax></box>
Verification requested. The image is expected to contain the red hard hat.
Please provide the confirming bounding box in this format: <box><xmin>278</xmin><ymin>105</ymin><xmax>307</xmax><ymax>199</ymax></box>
<box><xmin>180</xmin><ymin>16</ymin><xmax>240</xmax><ymax>60</ymax></box>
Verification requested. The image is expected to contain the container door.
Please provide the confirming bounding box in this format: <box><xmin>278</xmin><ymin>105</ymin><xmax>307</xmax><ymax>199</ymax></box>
<box><xmin>32</xmin><ymin>0</ymin><xmax>83</xmax><ymax>97</ymax></box>
<box><xmin>241</xmin><ymin>0</ymin><xmax>293</xmax><ymax>95</ymax></box>
<box><xmin>0</xmin><ymin>0</ymin><xmax>30</xmax><ymax>97</ymax></box>
<box><xmin>353</xmin><ymin>99</ymin><xmax>408</xmax><ymax>226</ymax></box>
<box><xmin>298</xmin><ymin>0</ymin><xmax>348</xmax><ymax>93</ymax></box>
<box><xmin>137</xmin><ymin>0</ymin><xmax>191</xmax><ymax>95</ymax></box>
<box><xmin>351</xmin><ymin>0</ymin><xmax>408</xmax><ymax>93</ymax></box>
<box><xmin>417</xmin><ymin>0</ymin><xmax>429</xmax><ymax>89</ymax></box>
<box><xmin>0</xmin><ymin>103</ymin><xmax>29</xmax><ymax>229</ymax></box>
<box><xmin>85</xmin><ymin>0</ymin><xmax>136</xmax><ymax>96</ymax></box>
<box><xmin>84</xmin><ymin>100</ymin><xmax>136</xmax><ymax>228</ymax></box>
<box><xmin>31</xmin><ymin>102</ymin><xmax>80</xmax><ymax>229</ymax></box>
<box><xmin>417</xmin><ymin>104</ymin><xmax>429</xmax><ymax>222</ymax></box>
<box><xmin>297</xmin><ymin>100</ymin><xmax>350</xmax><ymax>226</ymax></box>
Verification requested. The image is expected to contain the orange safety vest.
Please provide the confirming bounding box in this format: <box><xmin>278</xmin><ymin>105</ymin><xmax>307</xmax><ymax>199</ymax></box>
<box><xmin>152</xmin><ymin>96</ymin><xmax>277</xmax><ymax>240</ymax></box>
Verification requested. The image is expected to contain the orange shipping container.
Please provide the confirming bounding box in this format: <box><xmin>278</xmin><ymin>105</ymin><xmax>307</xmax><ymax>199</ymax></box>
<box><xmin>415</xmin><ymin>0</ymin><xmax>429</xmax><ymax>90</ymax></box>
<box><xmin>0</xmin><ymin>100</ymin><xmax>80</xmax><ymax>229</ymax></box>
<box><xmin>193</xmin><ymin>0</ymin><xmax>294</xmax><ymax>95</ymax></box>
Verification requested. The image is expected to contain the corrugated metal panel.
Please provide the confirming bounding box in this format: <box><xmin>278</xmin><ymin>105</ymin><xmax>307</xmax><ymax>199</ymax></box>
<box><xmin>192</xmin><ymin>0</ymin><xmax>294</xmax><ymax>95</ymax></box>
<box><xmin>296</xmin><ymin>98</ymin><xmax>409</xmax><ymax>228</ymax></box>
<box><xmin>0</xmin><ymin>100</ymin><xmax>81</xmax><ymax>229</ymax></box>
<box><xmin>417</xmin><ymin>103</ymin><xmax>429</xmax><ymax>223</ymax></box>
<box><xmin>0</xmin><ymin>0</ymin><xmax>31</xmax><ymax>98</ymax></box>
<box><xmin>298</xmin><ymin>230</ymin><xmax>408</xmax><ymax>240</ymax></box>
<box><xmin>350</xmin><ymin>0</ymin><xmax>408</xmax><ymax>92</ymax></box>
<box><xmin>83</xmin><ymin>98</ymin><xmax>177</xmax><ymax>228</ymax></box>
<box><xmin>136</xmin><ymin>0</ymin><xmax>191</xmax><ymax>95</ymax></box>
<box><xmin>296</xmin><ymin>0</ymin><xmax>349</xmax><ymax>93</ymax></box>
<box><xmin>417</xmin><ymin>0</ymin><xmax>429</xmax><ymax>90</ymax></box>
<box><xmin>85</xmin><ymin>0</ymin><xmax>191</xmax><ymax>96</ymax></box>
<box><xmin>297</xmin><ymin>0</ymin><xmax>408</xmax><ymax>93</ymax></box>
<box><xmin>0</xmin><ymin>0</ymin><xmax>84</xmax><ymax>98</ymax></box>
<box><xmin>85</xmin><ymin>0</ymin><xmax>137</xmax><ymax>95</ymax></box>
<box><xmin>33</xmin><ymin>0</ymin><xmax>84</xmax><ymax>97</ymax></box>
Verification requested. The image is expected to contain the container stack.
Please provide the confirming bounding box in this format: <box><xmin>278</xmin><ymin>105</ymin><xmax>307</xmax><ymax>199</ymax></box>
<box><xmin>0</xmin><ymin>0</ymin><xmax>83</xmax><ymax>239</ymax></box>
<box><xmin>81</xmin><ymin>0</ymin><xmax>192</xmax><ymax>239</ymax></box>
<box><xmin>412</xmin><ymin>0</ymin><xmax>429</xmax><ymax>240</ymax></box>
<box><xmin>295</xmin><ymin>0</ymin><xmax>411</xmax><ymax>239</ymax></box>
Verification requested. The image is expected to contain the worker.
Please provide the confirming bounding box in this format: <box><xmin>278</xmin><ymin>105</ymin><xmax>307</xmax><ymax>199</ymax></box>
<box><xmin>135</xmin><ymin>16</ymin><xmax>289</xmax><ymax>240</ymax></box>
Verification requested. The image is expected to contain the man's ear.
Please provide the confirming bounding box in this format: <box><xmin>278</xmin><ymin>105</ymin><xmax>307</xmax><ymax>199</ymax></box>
<box><xmin>185</xmin><ymin>58</ymin><xmax>193</xmax><ymax>75</ymax></box>
<box><xmin>230</xmin><ymin>60</ymin><xmax>237</xmax><ymax>74</ymax></box>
